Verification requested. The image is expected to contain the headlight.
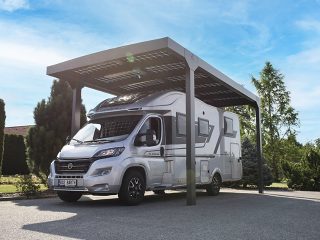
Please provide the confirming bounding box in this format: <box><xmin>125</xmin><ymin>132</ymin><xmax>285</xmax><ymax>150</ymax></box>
<box><xmin>93</xmin><ymin>147</ymin><xmax>125</xmax><ymax>159</ymax></box>
<box><xmin>92</xmin><ymin>167</ymin><xmax>112</xmax><ymax>177</ymax></box>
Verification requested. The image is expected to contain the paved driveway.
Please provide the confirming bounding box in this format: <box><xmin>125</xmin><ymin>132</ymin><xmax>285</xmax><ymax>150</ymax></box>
<box><xmin>0</xmin><ymin>189</ymin><xmax>319</xmax><ymax>240</ymax></box>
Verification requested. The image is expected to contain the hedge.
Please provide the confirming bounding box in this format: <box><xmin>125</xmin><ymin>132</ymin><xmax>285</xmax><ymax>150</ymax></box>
<box><xmin>2</xmin><ymin>134</ymin><xmax>29</xmax><ymax>175</ymax></box>
<box><xmin>0</xmin><ymin>99</ymin><xmax>5</xmax><ymax>174</ymax></box>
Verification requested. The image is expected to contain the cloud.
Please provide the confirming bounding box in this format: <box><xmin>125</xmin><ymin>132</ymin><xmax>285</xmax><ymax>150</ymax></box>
<box><xmin>0</xmin><ymin>40</ymin><xmax>69</xmax><ymax>67</ymax></box>
<box><xmin>296</xmin><ymin>19</ymin><xmax>320</xmax><ymax>33</ymax></box>
<box><xmin>0</xmin><ymin>0</ymin><xmax>29</xmax><ymax>12</ymax></box>
<box><xmin>281</xmin><ymin>18</ymin><xmax>320</xmax><ymax>110</ymax></box>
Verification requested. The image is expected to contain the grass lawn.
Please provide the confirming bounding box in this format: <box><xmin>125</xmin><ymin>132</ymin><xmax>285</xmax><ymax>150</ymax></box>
<box><xmin>0</xmin><ymin>184</ymin><xmax>17</xmax><ymax>193</ymax></box>
<box><xmin>267</xmin><ymin>182</ymin><xmax>289</xmax><ymax>189</ymax></box>
<box><xmin>0</xmin><ymin>175</ymin><xmax>48</xmax><ymax>194</ymax></box>
<box><xmin>0</xmin><ymin>184</ymin><xmax>48</xmax><ymax>194</ymax></box>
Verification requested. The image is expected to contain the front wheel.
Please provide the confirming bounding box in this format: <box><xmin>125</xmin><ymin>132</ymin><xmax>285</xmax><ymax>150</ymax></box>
<box><xmin>57</xmin><ymin>191</ymin><xmax>82</xmax><ymax>202</ymax></box>
<box><xmin>206</xmin><ymin>174</ymin><xmax>221</xmax><ymax>196</ymax></box>
<box><xmin>118</xmin><ymin>170</ymin><xmax>146</xmax><ymax>205</ymax></box>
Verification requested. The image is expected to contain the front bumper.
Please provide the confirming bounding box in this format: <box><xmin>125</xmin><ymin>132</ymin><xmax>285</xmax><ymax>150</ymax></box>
<box><xmin>48</xmin><ymin>158</ymin><xmax>122</xmax><ymax>194</ymax></box>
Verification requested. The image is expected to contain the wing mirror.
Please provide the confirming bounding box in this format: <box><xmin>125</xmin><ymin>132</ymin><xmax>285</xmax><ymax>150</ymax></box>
<box><xmin>66</xmin><ymin>136</ymin><xmax>71</xmax><ymax>144</ymax></box>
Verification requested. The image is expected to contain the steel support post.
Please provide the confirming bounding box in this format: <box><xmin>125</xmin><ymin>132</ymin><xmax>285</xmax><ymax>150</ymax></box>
<box><xmin>186</xmin><ymin>65</ymin><xmax>196</xmax><ymax>205</ymax></box>
<box><xmin>255</xmin><ymin>105</ymin><xmax>264</xmax><ymax>193</ymax></box>
<box><xmin>71</xmin><ymin>85</ymin><xmax>82</xmax><ymax>137</ymax></box>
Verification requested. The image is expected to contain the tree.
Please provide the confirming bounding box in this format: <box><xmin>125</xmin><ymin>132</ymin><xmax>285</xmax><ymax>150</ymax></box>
<box><xmin>0</xmin><ymin>99</ymin><xmax>5</xmax><ymax>175</ymax></box>
<box><xmin>283</xmin><ymin>139</ymin><xmax>320</xmax><ymax>191</ymax></box>
<box><xmin>2</xmin><ymin>134</ymin><xmax>29</xmax><ymax>175</ymax></box>
<box><xmin>240</xmin><ymin>137</ymin><xmax>273</xmax><ymax>187</ymax></box>
<box><xmin>252</xmin><ymin>62</ymin><xmax>299</xmax><ymax>180</ymax></box>
<box><xmin>26</xmin><ymin>80</ymin><xmax>86</xmax><ymax>179</ymax></box>
<box><xmin>226</xmin><ymin>105</ymin><xmax>255</xmax><ymax>140</ymax></box>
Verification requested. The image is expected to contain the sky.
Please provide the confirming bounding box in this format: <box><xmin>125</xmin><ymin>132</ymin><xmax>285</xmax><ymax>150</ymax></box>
<box><xmin>0</xmin><ymin>0</ymin><xmax>319</xmax><ymax>143</ymax></box>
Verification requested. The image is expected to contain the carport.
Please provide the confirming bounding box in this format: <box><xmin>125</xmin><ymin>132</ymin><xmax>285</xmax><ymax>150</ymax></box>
<box><xmin>47</xmin><ymin>37</ymin><xmax>263</xmax><ymax>205</ymax></box>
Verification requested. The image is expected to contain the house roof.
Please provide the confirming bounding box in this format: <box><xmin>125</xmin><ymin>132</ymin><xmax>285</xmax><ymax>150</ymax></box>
<box><xmin>4</xmin><ymin>125</ymin><xmax>33</xmax><ymax>137</ymax></box>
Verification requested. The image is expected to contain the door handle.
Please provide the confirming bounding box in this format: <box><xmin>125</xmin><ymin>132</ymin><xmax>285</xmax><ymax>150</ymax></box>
<box><xmin>160</xmin><ymin>147</ymin><xmax>164</xmax><ymax>157</ymax></box>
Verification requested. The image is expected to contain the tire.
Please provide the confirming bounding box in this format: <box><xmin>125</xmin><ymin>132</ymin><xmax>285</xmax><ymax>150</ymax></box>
<box><xmin>57</xmin><ymin>191</ymin><xmax>83</xmax><ymax>202</ymax></box>
<box><xmin>153</xmin><ymin>190</ymin><xmax>165</xmax><ymax>195</ymax></box>
<box><xmin>118</xmin><ymin>170</ymin><xmax>146</xmax><ymax>205</ymax></box>
<box><xmin>206</xmin><ymin>174</ymin><xmax>221</xmax><ymax>196</ymax></box>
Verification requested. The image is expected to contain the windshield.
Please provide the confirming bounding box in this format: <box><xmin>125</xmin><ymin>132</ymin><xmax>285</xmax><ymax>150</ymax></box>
<box><xmin>70</xmin><ymin>115</ymin><xmax>142</xmax><ymax>145</ymax></box>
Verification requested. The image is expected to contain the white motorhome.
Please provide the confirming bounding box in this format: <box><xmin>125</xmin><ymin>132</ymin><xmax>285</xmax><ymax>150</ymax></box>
<box><xmin>48</xmin><ymin>91</ymin><xmax>242</xmax><ymax>205</ymax></box>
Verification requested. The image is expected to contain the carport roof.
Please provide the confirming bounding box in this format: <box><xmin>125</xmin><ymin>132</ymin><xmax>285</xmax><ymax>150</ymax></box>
<box><xmin>47</xmin><ymin>37</ymin><xmax>259</xmax><ymax>107</ymax></box>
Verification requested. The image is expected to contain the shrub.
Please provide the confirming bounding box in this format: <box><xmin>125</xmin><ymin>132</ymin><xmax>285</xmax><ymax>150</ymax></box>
<box><xmin>240</xmin><ymin>138</ymin><xmax>273</xmax><ymax>187</ymax></box>
<box><xmin>15</xmin><ymin>175</ymin><xmax>41</xmax><ymax>197</ymax></box>
<box><xmin>282</xmin><ymin>147</ymin><xmax>320</xmax><ymax>191</ymax></box>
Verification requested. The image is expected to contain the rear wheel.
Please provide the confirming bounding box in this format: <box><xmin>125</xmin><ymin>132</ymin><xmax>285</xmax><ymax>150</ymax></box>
<box><xmin>57</xmin><ymin>191</ymin><xmax>82</xmax><ymax>202</ymax></box>
<box><xmin>206</xmin><ymin>174</ymin><xmax>221</xmax><ymax>196</ymax></box>
<box><xmin>118</xmin><ymin>170</ymin><xmax>146</xmax><ymax>205</ymax></box>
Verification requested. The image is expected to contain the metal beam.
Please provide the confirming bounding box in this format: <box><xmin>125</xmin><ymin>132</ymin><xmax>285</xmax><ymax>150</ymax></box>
<box><xmin>71</xmin><ymin>84</ymin><xmax>82</xmax><ymax>137</ymax></box>
<box><xmin>185</xmin><ymin>63</ymin><xmax>196</xmax><ymax>206</ymax></box>
<box><xmin>255</xmin><ymin>104</ymin><xmax>264</xmax><ymax>193</ymax></box>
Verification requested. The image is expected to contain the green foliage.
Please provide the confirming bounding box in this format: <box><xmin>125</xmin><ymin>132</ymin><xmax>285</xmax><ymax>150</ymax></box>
<box><xmin>282</xmin><ymin>140</ymin><xmax>320</xmax><ymax>191</ymax></box>
<box><xmin>279</xmin><ymin>134</ymin><xmax>304</xmax><ymax>163</ymax></box>
<box><xmin>240</xmin><ymin>137</ymin><xmax>273</xmax><ymax>187</ymax></box>
<box><xmin>2</xmin><ymin>134</ymin><xmax>29</xmax><ymax>175</ymax></box>
<box><xmin>15</xmin><ymin>175</ymin><xmax>40</xmax><ymax>197</ymax></box>
<box><xmin>252</xmin><ymin>62</ymin><xmax>299</xmax><ymax>180</ymax></box>
<box><xmin>26</xmin><ymin>80</ymin><xmax>86</xmax><ymax>178</ymax></box>
<box><xmin>226</xmin><ymin>105</ymin><xmax>256</xmax><ymax>140</ymax></box>
<box><xmin>0</xmin><ymin>99</ymin><xmax>5</xmax><ymax>175</ymax></box>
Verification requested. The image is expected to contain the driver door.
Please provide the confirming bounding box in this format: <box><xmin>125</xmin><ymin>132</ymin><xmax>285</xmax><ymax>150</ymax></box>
<box><xmin>134</xmin><ymin>116</ymin><xmax>166</xmax><ymax>187</ymax></box>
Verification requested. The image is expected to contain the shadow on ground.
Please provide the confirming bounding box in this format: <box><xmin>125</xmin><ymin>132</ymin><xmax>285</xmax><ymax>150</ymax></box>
<box><xmin>14</xmin><ymin>190</ymin><xmax>320</xmax><ymax>240</ymax></box>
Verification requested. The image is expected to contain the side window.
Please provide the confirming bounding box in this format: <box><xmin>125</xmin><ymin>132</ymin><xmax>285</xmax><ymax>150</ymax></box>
<box><xmin>176</xmin><ymin>113</ymin><xmax>186</xmax><ymax>136</ymax></box>
<box><xmin>135</xmin><ymin>117</ymin><xmax>162</xmax><ymax>146</ymax></box>
<box><xmin>224</xmin><ymin>117</ymin><xmax>233</xmax><ymax>135</ymax></box>
<box><xmin>198</xmin><ymin>118</ymin><xmax>209</xmax><ymax>136</ymax></box>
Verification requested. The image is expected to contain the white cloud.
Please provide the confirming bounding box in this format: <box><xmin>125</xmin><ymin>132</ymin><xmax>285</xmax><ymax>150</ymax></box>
<box><xmin>0</xmin><ymin>41</ymin><xmax>69</xmax><ymax>67</ymax></box>
<box><xmin>0</xmin><ymin>0</ymin><xmax>29</xmax><ymax>12</ymax></box>
<box><xmin>281</xmin><ymin>19</ymin><xmax>320</xmax><ymax>110</ymax></box>
<box><xmin>296</xmin><ymin>19</ymin><xmax>320</xmax><ymax>33</ymax></box>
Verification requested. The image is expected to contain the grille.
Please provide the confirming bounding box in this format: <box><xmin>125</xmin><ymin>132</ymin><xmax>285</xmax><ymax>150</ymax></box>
<box><xmin>55</xmin><ymin>160</ymin><xmax>92</xmax><ymax>174</ymax></box>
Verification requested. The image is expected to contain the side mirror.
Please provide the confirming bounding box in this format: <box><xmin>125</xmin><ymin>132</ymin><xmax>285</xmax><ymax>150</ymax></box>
<box><xmin>66</xmin><ymin>136</ymin><xmax>71</xmax><ymax>144</ymax></box>
<box><xmin>146</xmin><ymin>129</ymin><xmax>157</xmax><ymax>146</ymax></box>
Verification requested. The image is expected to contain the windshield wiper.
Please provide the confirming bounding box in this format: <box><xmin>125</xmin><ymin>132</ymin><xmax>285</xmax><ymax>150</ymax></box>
<box><xmin>84</xmin><ymin>139</ymin><xmax>114</xmax><ymax>143</ymax></box>
<box><xmin>71</xmin><ymin>138</ymin><xmax>83</xmax><ymax>144</ymax></box>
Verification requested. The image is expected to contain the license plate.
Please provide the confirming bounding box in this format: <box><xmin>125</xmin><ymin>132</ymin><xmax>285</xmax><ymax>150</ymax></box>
<box><xmin>58</xmin><ymin>179</ymin><xmax>77</xmax><ymax>187</ymax></box>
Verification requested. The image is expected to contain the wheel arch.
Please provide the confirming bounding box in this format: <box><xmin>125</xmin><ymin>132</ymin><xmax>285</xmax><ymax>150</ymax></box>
<box><xmin>210</xmin><ymin>168</ymin><xmax>223</xmax><ymax>182</ymax></box>
<box><xmin>121</xmin><ymin>164</ymin><xmax>148</xmax><ymax>186</ymax></box>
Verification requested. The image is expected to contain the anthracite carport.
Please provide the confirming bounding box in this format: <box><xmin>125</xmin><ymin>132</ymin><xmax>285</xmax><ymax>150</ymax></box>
<box><xmin>47</xmin><ymin>37</ymin><xmax>264</xmax><ymax>205</ymax></box>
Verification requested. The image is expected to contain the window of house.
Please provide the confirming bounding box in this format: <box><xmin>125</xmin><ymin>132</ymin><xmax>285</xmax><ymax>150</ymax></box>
<box><xmin>198</xmin><ymin>118</ymin><xmax>209</xmax><ymax>136</ymax></box>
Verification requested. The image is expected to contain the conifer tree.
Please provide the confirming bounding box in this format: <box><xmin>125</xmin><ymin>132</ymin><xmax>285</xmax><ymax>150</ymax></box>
<box><xmin>26</xmin><ymin>80</ymin><xmax>86</xmax><ymax>178</ymax></box>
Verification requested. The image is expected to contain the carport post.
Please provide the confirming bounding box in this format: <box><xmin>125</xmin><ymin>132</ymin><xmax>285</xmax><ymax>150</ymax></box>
<box><xmin>255</xmin><ymin>104</ymin><xmax>264</xmax><ymax>193</ymax></box>
<box><xmin>185</xmin><ymin>60</ymin><xmax>196</xmax><ymax>206</ymax></box>
<box><xmin>71</xmin><ymin>83</ymin><xmax>82</xmax><ymax>137</ymax></box>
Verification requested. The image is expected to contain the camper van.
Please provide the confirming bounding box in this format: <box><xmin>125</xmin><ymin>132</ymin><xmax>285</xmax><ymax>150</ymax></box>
<box><xmin>48</xmin><ymin>91</ymin><xmax>242</xmax><ymax>205</ymax></box>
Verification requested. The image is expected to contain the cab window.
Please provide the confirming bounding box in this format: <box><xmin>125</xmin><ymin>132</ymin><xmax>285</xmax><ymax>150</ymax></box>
<box><xmin>135</xmin><ymin>117</ymin><xmax>162</xmax><ymax>146</ymax></box>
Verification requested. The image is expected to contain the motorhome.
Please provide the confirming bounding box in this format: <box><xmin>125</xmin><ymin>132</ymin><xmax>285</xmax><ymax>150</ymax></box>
<box><xmin>48</xmin><ymin>91</ymin><xmax>242</xmax><ymax>205</ymax></box>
